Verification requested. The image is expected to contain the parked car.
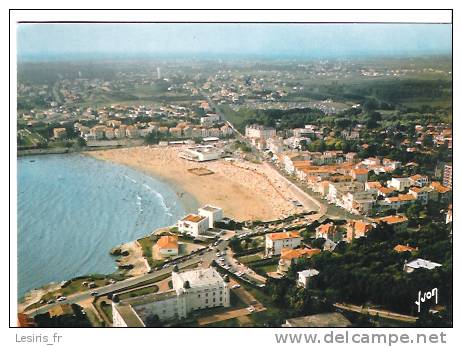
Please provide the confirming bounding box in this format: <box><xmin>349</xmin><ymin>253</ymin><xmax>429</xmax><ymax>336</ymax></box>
<box><xmin>247</xmin><ymin>305</ymin><xmax>255</xmax><ymax>313</ymax></box>
<box><xmin>90</xmin><ymin>291</ymin><xmax>99</xmax><ymax>296</ymax></box>
<box><xmin>57</xmin><ymin>296</ymin><xmax>67</xmax><ymax>302</ymax></box>
<box><xmin>232</xmin><ymin>284</ymin><xmax>241</xmax><ymax>289</ymax></box>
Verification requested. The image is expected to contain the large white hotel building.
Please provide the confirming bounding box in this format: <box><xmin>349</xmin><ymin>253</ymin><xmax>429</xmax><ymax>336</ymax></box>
<box><xmin>113</xmin><ymin>267</ymin><xmax>230</xmax><ymax>327</ymax></box>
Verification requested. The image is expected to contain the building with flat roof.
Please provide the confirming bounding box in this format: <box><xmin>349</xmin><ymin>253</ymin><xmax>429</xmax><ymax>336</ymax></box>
<box><xmin>403</xmin><ymin>259</ymin><xmax>442</xmax><ymax>273</ymax></box>
<box><xmin>180</xmin><ymin>145</ymin><xmax>222</xmax><ymax>162</ymax></box>
<box><xmin>297</xmin><ymin>269</ymin><xmax>319</xmax><ymax>288</ymax></box>
<box><xmin>283</xmin><ymin>313</ymin><xmax>351</xmax><ymax>327</ymax></box>
<box><xmin>245</xmin><ymin>124</ymin><xmax>276</xmax><ymax>140</ymax></box>
<box><xmin>112</xmin><ymin>267</ymin><xmax>229</xmax><ymax>326</ymax></box>
<box><xmin>177</xmin><ymin>214</ymin><xmax>209</xmax><ymax>237</ymax></box>
<box><xmin>198</xmin><ymin>205</ymin><xmax>223</xmax><ymax>228</ymax></box>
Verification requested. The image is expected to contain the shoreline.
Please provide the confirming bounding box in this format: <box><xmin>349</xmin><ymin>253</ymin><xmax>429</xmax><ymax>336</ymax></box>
<box><xmin>17</xmin><ymin>145</ymin><xmax>315</xmax><ymax>304</ymax></box>
<box><xmin>86</xmin><ymin>146</ymin><xmax>311</xmax><ymax>221</ymax></box>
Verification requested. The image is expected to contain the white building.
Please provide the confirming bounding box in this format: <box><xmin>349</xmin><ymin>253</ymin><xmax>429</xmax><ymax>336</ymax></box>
<box><xmin>200</xmin><ymin>113</ymin><xmax>221</xmax><ymax>126</ymax></box>
<box><xmin>297</xmin><ymin>269</ymin><xmax>319</xmax><ymax>288</ymax></box>
<box><xmin>180</xmin><ymin>145</ymin><xmax>222</xmax><ymax>162</ymax></box>
<box><xmin>265</xmin><ymin>231</ymin><xmax>302</xmax><ymax>257</ymax></box>
<box><xmin>387</xmin><ymin>177</ymin><xmax>412</xmax><ymax>192</ymax></box>
<box><xmin>198</xmin><ymin>205</ymin><xmax>223</xmax><ymax>228</ymax></box>
<box><xmin>403</xmin><ymin>259</ymin><xmax>442</xmax><ymax>273</ymax></box>
<box><xmin>177</xmin><ymin>214</ymin><xmax>209</xmax><ymax>237</ymax></box>
<box><xmin>112</xmin><ymin>267</ymin><xmax>230</xmax><ymax>326</ymax></box>
<box><xmin>245</xmin><ymin>124</ymin><xmax>276</xmax><ymax>140</ymax></box>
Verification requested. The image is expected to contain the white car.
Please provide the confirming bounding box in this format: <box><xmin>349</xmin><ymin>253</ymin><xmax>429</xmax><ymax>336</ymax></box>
<box><xmin>232</xmin><ymin>284</ymin><xmax>241</xmax><ymax>289</ymax></box>
<box><xmin>247</xmin><ymin>306</ymin><xmax>255</xmax><ymax>313</ymax></box>
<box><xmin>216</xmin><ymin>252</ymin><xmax>221</xmax><ymax>257</ymax></box>
<box><xmin>57</xmin><ymin>296</ymin><xmax>67</xmax><ymax>302</ymax></box>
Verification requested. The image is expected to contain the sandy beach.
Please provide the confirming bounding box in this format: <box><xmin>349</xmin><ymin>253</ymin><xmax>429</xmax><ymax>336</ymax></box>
<box><xmin>87</xmin><ymin>146</ymin><xmax>316</xmax><ymax>221</ymax></box>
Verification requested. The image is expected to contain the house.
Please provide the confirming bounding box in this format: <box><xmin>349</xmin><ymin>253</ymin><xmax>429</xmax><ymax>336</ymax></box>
<box><xmin>297</xmin><ymin>269</ymin><xmax>319</xmax><ymax>288</ymax></box>
<box><xmin>277</xmin><ymin>248</ymin><xmax>321</xmax><ymax>274</ymax></box>
<box><xmin>377</xmin><ymin>186</ymin><xmax>396</xmax><ymax>198</ymax></box>
<box><xmin>409</xmin><ymin>187</ymin><xmax>428</xmax><ymax>204</ymax></box>
<box><xmin>382</xmin><ymin>158</ymin><xmax>402</xmax><ymax>170</ymax></box>
<box><xmin>387</xmin><ymin>177</ymin><xmax>412</xmax><ymax>191</ymax></box>
<box><xmin>283</xmin><ymin>313</ymin><xmax>351</xmax><ymax>327</ymax></box>
<box><xmin>394</xmin><ymin>244</ymin><xmax>418</xmax><ymax>253</ymax></box>
<box><xmin>345</xmin><ymin>152</ymin><xmax>359</xmax><ymax>163</ymax></box>
<box><xmin>372</xmin><ymin>215</ymin><xmax>408</xmax><ymax>231</ymax></box>
<box><xmin>265</xmin><ymin>231</ymin><xmax>302</xmax><ymax>256</ymax></box>
<box><xmin>345</xmin><ymin>220</ymin><xmax>374</xmax><ymax>242</ymax></box>
<box><xmin>350</xmin><ymin>168</ymin><xmax>369</xmax><ymax>182</ymax></box>
<box><xmin>409</xmin><ymin>174</ymin><xmax>429</xmax><ymax>187</ymax></box>
<box><xmin>113</xmin><ymin>267</ymin><xmax>230</xmax><ymax>326</ymax></box>
<box><xmin>198</xmin><ymin>205</ymin><xmax>223</xmax><ymax>228</ymax></box>
<box><xmin>126</xmin><ymin>125</ymin><xmax>140</xmax><ymax>138</ymax></box>
<box><xmin>177</xmin><ymin>214</ymin><xmax>209</xmax><ymax>237</ymax></box>
<box><xmin>430</xmin><ymin>182</ymin><xmax>452</xmax><ymax>201</ymax></box>
<box><xmin>361</xmin><ymin>157</ymin><xmax>381</xmax><ymax>168</ymax></box>
<box><xmin>53</xmin><ymin>127</ymin><xmax>67</xmax><ymax>139</ymax></box>
<box><xmin>365</xmin><ymin>181</ymin><xmax>382</xmax><ymax>192</ymax></box>
<box><xmin>403</xmin><ymin>259</ymin><xmax>442</xmax><ymax>273</ymax></box>
<box><xmin>156</xmin><ymin>235</ymin><xmax>179</xmax><ymax>257</ymax></box>
<box><xmin>384</xmin><ymin>194</ymin><xmax>416</xmax><ymax>209</ymax></box>
<box><xmin>323</xmin><ymin>238</ymin><xmax>338</xmax><ymax>252</ymax></box>
<box><xmin>315</xmin><ymin>223</ymin><xmax>342</xmax><ymax>242</ymax></box>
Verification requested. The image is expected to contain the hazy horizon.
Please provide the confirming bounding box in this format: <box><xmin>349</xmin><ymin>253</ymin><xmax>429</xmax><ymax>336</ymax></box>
<box><xmin>17</xmin><ymin>23</ymin><xmax>452</xmax><ymax>62</ymax></box>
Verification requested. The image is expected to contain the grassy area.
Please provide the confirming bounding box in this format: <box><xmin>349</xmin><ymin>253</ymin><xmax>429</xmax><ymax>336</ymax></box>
<box><xmin>24</xmin><ymin>275</ymin><xmax>111</xmax><ymax>311</ymax></box>
<box><xmin>252</xmin><ymin>263</ymin><xmax>278</xmax><ymax>275</ymax></box>
<box><xmin>237</xmin><ymin>253</ymin><xmax>263</xmax><ymax>264</ymax></box>
<box><xmin>118</xmin><ymin>285</ymin><xmax>159</xmax><ymax>300</ymax></box>
<box><xmin>137</xmin><ymin>236</ymin><xmax>164</xmax><ymax>268</ymax></box>
<box><xmin>60</xmin><ymin>277</ymin><xmax>109</xmax><ymax>296</ymax></box>
<box><xmin>100</xmin><ymin>302</ymin><xmax>113</xmax><ymax>324</ymax></box>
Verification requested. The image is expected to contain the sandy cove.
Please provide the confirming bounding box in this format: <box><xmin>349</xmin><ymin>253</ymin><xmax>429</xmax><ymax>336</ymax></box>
<box><xmin>87</xmin><ymin>146</ymin><xmax>314</xmax><ymax>221</ymax></box>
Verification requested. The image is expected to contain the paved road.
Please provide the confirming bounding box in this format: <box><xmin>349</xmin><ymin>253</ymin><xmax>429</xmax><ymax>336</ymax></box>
<box><xmin>26</xmin><ymin>239</ymin><xmax>230</xmax><ymax>317</ymax></box>
<box><xmin>334</xmin><ymin>303</ymin><xmax>418</xmax><ymax>323</ymax></box>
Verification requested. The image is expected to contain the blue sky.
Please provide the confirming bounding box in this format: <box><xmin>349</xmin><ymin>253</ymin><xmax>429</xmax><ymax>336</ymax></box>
<box><xmin>17</xmin><ymin>23</ymin><xmax>452</xmax><ymax>60</ymax></box>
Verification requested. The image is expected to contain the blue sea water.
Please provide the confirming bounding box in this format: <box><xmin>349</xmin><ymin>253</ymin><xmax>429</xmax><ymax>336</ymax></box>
<box><xmin>17</xmin><ymin>154</ymin><xmax>188</xmax><ymax>298</ymax></box>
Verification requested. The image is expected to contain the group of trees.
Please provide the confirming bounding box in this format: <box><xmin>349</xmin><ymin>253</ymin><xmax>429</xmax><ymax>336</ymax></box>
<box><xmin>278</xmin><ymin>221</ymin><xmax>452</xmax><ymax>321</ymax></box>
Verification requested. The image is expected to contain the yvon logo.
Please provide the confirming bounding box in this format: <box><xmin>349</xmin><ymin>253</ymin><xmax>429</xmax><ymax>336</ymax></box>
<box><xmin>415</xmin><ymin>288</ymin><xmax>438</xmax><ymax>313</ymax></box>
